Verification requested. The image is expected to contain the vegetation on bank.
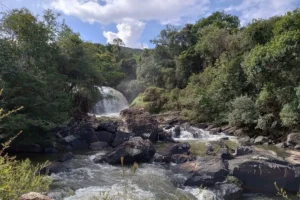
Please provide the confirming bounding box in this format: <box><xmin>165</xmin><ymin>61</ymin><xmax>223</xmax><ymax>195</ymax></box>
<box><xmin>1</xmin><ymin>6</ymin><xmax>300</xmax><ymax>144</ymax></box>
<box><xmin>0</xmin><ymin>8</ymin><xmax>140</xmax><ymax>145</ymax></box>
<box><xmin>131</xmin><ymin>9</ymin><xmax>300</xmax><ymax>138</ymax></box>
<box><xmin>0</xmin><ymin>90</ymin><xmax>51</xmax><ymax>200</ymax></box>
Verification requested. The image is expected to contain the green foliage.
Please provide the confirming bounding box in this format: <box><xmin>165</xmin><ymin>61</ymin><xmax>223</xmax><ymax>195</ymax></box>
<box><xmin>0</xmin><ymin>156</ymin><xmax>51</xmax><ymax>200</ymax></box>
<box><xmin>228</xmin><ymin>96</ymin><xmax>258</xmax><ymax>127</ymax></box>
<box><xmin>280</xmin><ymin>103</ymin><xmax>299</xmax><ymax>127</ymax></box>
<box><xmin>226</xmin><ymin>176</ymin><xmax>242</xmax><ymax>187</ymax></box>
<box><xmin>0</xmin><ymin>90</ymin><xmax>51</xmax><ymax>200</ymax></box>
<box><xmin>0</xmin><ymin>9</ymin><xmax>132</xmax><ymax>143</ymax></box>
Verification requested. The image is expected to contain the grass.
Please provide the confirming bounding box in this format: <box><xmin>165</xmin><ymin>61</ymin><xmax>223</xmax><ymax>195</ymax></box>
<box><xmin>188</xmin><ymin>140</ymin><xmax>239</xmax><ymax>157</ymax></box>
<box><xmin>130</xmin><ymin>94</ymin><xmax>147</xmax><ymax>108</ymax></box>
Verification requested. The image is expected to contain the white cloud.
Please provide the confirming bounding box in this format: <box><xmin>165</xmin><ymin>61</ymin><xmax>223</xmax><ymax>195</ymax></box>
<box><xmin>51</xmin><ymin>0</ymin><xmax>210</xmax><ymax>48</ymax></box>
<box><xmin>103</xmin><ymin>18</ymin><xmax>145</xmax><ymax>48</ymax></box>
<box><xmin>225</xmin><ymin>0</ymin><xmax>298</xmax><ymax>25</ymax></box>
<box><xmin>51</xmin><ymin>0</ymin><xmax>210</xmax><ymax>25</ymax></box>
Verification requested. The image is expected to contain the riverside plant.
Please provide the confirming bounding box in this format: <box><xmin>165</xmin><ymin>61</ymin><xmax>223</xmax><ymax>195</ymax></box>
<box><xmin>274</xmin><ymin>182</ymin><xmax>300</xmax><ymax>200</ymax></box>
<box><xmin>0</xmin><ymin>89</ymin><xmax>52</xmax><ymax>200</ymax></box>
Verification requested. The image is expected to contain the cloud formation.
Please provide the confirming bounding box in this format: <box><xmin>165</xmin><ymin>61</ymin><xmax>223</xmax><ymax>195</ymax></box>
<box><xmin>51</xmin><ymin>0</ymin><xmax>210</xmax><ymax>47</ymax></box>
<box><xmin>51</xmin><ymin>0</ymin><xmax>210</xmax><ymax>24</ymax></box>
<box><xmin>103</xmin><ymin>18</ymin><xmax>145</xmax><ymax>48</ymax></box>
<box><xmin>225</xmin><ymin>0</ymin><xmax>299</xmax><ymax>25</ymax></box>
<box><xmin>49</xmin><ymin>0</ymin><xmax>300</xmax><ymax>47</ymax></box>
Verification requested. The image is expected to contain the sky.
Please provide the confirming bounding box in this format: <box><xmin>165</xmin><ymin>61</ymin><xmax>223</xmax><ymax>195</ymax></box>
<box><xmin>1</xmin><ymin>0</ymin><xmax>300</xmax><ymax>49</ymax></box>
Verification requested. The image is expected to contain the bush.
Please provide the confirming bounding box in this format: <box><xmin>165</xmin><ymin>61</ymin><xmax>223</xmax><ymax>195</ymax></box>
<box><xmin>228</xmin><ymin>96</ymin><xmax>258</xmax><ymax>127</ymax></box>
<box><xmin>280</xmin><ymin>103</ymin><xmax>299</xmax><ymax>127</ymax></box>
<box><xmin>0</xmin><ymin>89</ymin><xmax>52</xmax><ymax>200</ymax></box>
<box><xmin>0</xmin><ymin>155</ymin><xmax>51</xmax><ymax>200</ymax></box>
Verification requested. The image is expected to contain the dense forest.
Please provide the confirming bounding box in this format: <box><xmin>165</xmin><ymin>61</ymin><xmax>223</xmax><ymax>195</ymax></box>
<box><xmin>1</xmin><ymin>7</ymin><xmax>300</xmax><ymax>145</ymax></box>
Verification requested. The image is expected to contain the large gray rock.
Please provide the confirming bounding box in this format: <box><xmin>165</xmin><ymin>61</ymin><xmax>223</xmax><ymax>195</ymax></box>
<box><xmin>42</xmin><ymin>162</ymin><xmax>69</xmax><ymax>175</ymax></box>
<box><xmin>238</xmin><ymin>136</ymin><xmax>251</xmax><ymax>146</ymax></box>
<box><xmin>95</xmin><ymin>131</ymin><xmax>114</xmax><ymax>144</ymax></box>
<box><xmin>157</xmin><ymin>142</ymin><xmax>190</xmax><ymax>158</ymax></box>
<box><xmin>63</xmin><ymin>135</ymin><xmax>76</xmax><ymax>143</ymax></box>
<box><xmin>111</xmin><ymin>131</ymin><xmax>131</xmax><ymax>147</ymax></box>
<box><xmin>213</xmin><ymin>183</ymin><xmax>243</xmax><ymax>200</ymax></box>
<box><xmin>254</xmin><ymin>136</ymin><xmax>268</xmax><ymax>145</ymax></box>
<box><xmin>120</xmin><ymin>108</ymin><xmax>160</xmax><ymax>142</ymax></box>
<box><xmin>58</xmin><ymin>152</ymin><xmax>74</xmax><ymax>162</ymax></box>
<box><xmin>19</xmin><ymin>192</ymin><xmax>53</xmax><ymax>200</ymax></box>
<box><xmin>173</xmin><ymin>126</ymin><xmax>181</xmax><ymax>138</ymax></box>
<box><xmin>232</xmin><ymin>159</ymin><xmax>300</xmax><ymax>193</ymax></box>
<box><xmin>171</xmin><ymin>154</ymin><xmax>196</xmax><ymax>164</ymax></box>
<box><xmin>287</xmin><ymin>133</ymin><xmax>300</xmax><ymax>146</ymax></box>
<box><xmin>77</xmin><ymin>126</ymin><xmax>98</xmax><ymax>144</ymax></box>
<box><xmin>171</xmin><ymin>157</ymin><xmax>229</xmax><ymax>187</ymax></box>
<box><xmin>96</xmin><ymin>137</ymin><xmax>156</xmax><ymax>165</ymax></box>
<box><xmin>234</xmin><ymin>146</ymin><xmax>253</xmax><ymax>157</ymax></box>
<box><xmin>96</xmin><ymin>121</ymin><xmax>118</xmax><ymax>133</ymax></box>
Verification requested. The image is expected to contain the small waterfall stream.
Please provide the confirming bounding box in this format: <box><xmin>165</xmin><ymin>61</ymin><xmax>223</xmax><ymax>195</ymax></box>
<box><xmin>90</xmin><ymin>86</ymin><xmax>129</xmax><ymax>117</ymax></box>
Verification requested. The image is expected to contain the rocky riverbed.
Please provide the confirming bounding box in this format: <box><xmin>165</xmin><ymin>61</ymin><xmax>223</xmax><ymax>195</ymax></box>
<box><xmin>18</xmin><ymin>108</ymin><xmax>300</xmax><ymax>200</ymax></box>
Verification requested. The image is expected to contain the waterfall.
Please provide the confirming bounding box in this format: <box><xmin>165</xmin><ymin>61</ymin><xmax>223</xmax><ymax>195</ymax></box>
<box><xmin>90</xmin><ymin>86</ymin><xmax>129</xmax><ymax>117</ymax></box>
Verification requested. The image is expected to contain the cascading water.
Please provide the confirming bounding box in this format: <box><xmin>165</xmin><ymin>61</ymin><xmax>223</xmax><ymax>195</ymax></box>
<box><xmin>90</xmin><ymin>86</ymin><xmax>129</xmax><ymax>117</ymax></box>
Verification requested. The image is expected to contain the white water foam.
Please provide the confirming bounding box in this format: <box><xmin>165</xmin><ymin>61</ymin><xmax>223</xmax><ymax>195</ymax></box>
<box><xmin>90</xmin><ymin>86</ymin><xmax>129</xmax><ymax>117</ymax></box>
<box><xmin>64</xmin><ymin>183</ymin><xmax>154</xmax><ymax>200</ymax></box>
<box><xmin>166</xmin><ymin>125</ymin><xmax>237</xmax><ymax>142</ymax></box>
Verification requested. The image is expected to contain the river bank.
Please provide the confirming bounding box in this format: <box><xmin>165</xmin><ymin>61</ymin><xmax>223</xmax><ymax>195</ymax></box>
<box><xmin>14</xmin><ymin>107</ymin><xmax>300</xmax><ymax>200</ymax></box>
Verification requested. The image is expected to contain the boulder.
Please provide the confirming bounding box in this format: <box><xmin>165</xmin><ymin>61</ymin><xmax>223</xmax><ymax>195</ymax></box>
<box><xmin>153</xmin><ymin>153</ymin><xmax>171</xmax><ymax>163</ymax></box>
<box><xmin>77</xmin><ymin>126</ymin><xmax>98</xmax><ymax>144</ymax></box>
<box><xmin>294</xmin><ymin>145</ymin><xmax>300</xmax><ymax>150</ymax></box>
<box><xmin>193</xmin><ymin>123</ymin><xmax>209</xmax><ymax>130</ymax></box>
<box><xmin>234</xmin><ymin>146</ymin><xmax>253</xmax><ymax>157</ymax></box>
<box><xmin>171</xmin><ymin>158</ymin><xmax>229</xmax><ymax>187</ymax></box>
<box><xmin>69</xmin><ymin>139</ymin><xmax>89</xmax><ymax>149</ymax></box>
<box><xmin>275</xmin><ymin>142</ymin><xmax>285</xmax><ymax>148</ymax></box>
<box><xmin>95</xmin><ymin>131</ymin><xmax>114</xmax><ymax>144</ymax></box>
<box><xmin>99</xmin><ymin>137</ymin><xmax>156</xmax><ymax>165</ymax></box>
<box><xmin>157</xmin><ymin>142</ymin><xmax>190</xmax><ymax>158</ymax></box>
<box><xmin>157</xmin><ymin>131</ymin><xmax>175</xmax><ymax>143</ymax></box>
<box><xmin>171</xmin><ymin>154</ymin><xmax>196</xmax><ymax>164</ymax></box>
<box><xmin>120</xmin><ymin>108</ymin><xmax>160</xmax><ymax>142</ymax></box>
<box><xmin>96</xmin><ymin>121</ymin><xmax>118</xmax><ymax>133</ymax></box>
<box><xmin>213</xmin><ymin>183</ymin><xmax>243</xmax><ymax>200</ymax></box>
<box><xmin>232</xmin><ymin>159</ymin><xmax>300</xmax><ymax>193</ymax></box>
<box><xmin>238</xmin><ymin>136</ymin><xmax>251</xmax><ymax>146</ymax></box>
<box><xmin>254</xmin><ymin>136</ymin><xmax>268</xmax><ymax>145</ymax></box>
<box><xmin>287</xmin><ymin>133</ymin><xmax>300</xmax><ymax>146</ymax></box>
<box><xmin>210</xmin><ymin>127</ymin><xmax>222</xmax><ymax>134</ymax></box>
<box><xmin>173</xmin><ymin>126</ymin><xmax>181</xmax><ymax>138</ymax></box>
<box><xmin>19</xmin><ymin>192</ymin><xmax>52</xmax><ymax>200</ymax></box>
<box><xmin>63</xmin><ymin>135</ymin><xmax>76</xmax><ymax>143</ymax></box>
<box><xmin>42</xmin><ymin>162</ymin><xmax>69</xmax><ymax>175</ymax></box>
<box><xmin>219</xmin><ymin>148</ymin><xmax>234</xmax><ymax>160</ymax></box>
<box><xmin>89</xmin><ymin>141</ymin><xmax>108</xmax><ymax>150</ymax></box>
<box><xmin>206</xmin><ymin>143</ymin><xmax>215</xmax><ymax>156</ymax></box>
<box><xmin>111</xmin><ymin>131</ymin><xmax>132</xmax><ymax>147</ymax></box>
<box><xmin>58</xmin><ymin>152</ymin><xmax>74</xmax><ymax>162</ymax></box>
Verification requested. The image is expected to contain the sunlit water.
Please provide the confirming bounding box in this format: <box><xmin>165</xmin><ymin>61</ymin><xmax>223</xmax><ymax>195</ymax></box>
<box><xmin>89</xmin><ymin>86</ymin><xmax>129</xmax><ymax>117</ymax></box>
<box><xmin>14</xmin><ymin>124</ymin><xmax>290</xmax><ymax>199</ymax></box>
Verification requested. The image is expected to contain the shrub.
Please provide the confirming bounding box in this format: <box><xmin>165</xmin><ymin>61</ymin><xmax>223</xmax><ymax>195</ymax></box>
<box><xmin>0</xmin><ymin>89</ymin><xmax>52</xmax><ymax>200</ymax></box>
<box><xmin>280</xmin><ymin>103</ymin><xmax>299</xmax><ymax>127</ymax></box>
<box><xmin>228</xmin><ymin>96</ymin><xmax>258</xmax><ymax>127</ymax></box>
<box><xmin>0</xmin><ymin>155</ymin><xmax>51</xmax><ymax>200</ymax></box>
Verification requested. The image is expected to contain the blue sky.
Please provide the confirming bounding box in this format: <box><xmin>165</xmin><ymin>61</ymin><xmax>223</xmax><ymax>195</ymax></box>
<box><xmin>1</xmin><ymin>0</ymin><xmax>299</xmax><ymax>48</ymax></box>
